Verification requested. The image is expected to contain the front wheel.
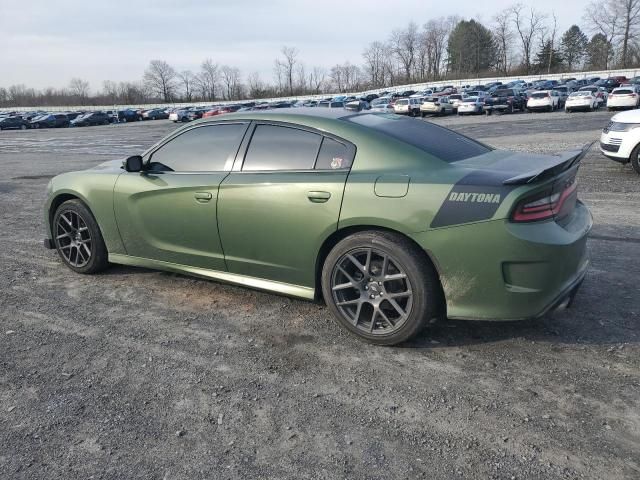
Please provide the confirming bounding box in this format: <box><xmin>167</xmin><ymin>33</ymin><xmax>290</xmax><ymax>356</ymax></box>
<box><xmin>630</xmin><ymin>144</ymin><xmax>640</xmax><ymax>174</ymax></box>
<box><xmin>321</xmin><ymin>231</ymin><xmax>441</xmax><ymax>345</ymax></box>
<box><xmin>52</xmin><ymin>200</ymin><xmax>109</xmax><ymax>274</ymax></box>
<box><xmin>20</xmin><ymin>124</ymin><xmax>27</xmax><ymax>130</ymax></box>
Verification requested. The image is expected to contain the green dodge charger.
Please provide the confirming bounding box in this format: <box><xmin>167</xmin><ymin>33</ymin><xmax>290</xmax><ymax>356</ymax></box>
<box><xmin>44</xmin><ymin>109</ymin><xmax>592</xmax><ymax>345</ymax></box>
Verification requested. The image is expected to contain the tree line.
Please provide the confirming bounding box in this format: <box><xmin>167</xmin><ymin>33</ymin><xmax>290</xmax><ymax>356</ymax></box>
<box><xmin>2</xmin><ymin>0</ymin><xmax>640</xmax><ymax>108</ymax></box>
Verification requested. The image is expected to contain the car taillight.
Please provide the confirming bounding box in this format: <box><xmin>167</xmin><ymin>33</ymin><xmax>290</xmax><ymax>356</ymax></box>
<box><xmin>511</xmin><ymin>177</ymin><xmax>578</xmax><ymax>222</ymax></box>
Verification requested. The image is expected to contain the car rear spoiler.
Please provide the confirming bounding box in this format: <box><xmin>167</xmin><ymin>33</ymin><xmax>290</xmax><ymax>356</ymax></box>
<box><xmin>503</xmin><ymin>142</ymin><xmax>594</xmax><ymax>185</ymax></box>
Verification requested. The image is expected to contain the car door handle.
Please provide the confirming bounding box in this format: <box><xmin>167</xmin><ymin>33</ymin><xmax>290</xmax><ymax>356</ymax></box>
<box><xmin>307</xmin><ymin>191</ymin><xmax>331</xmax><ymax>203</ymax></box>
<box><xmin>194</xmin><ymin>191</ymin><xmax>213</xmax><ymax>203</ymax></box>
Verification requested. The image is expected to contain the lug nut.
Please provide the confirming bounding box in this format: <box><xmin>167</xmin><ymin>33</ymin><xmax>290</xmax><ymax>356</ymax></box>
<box><xmin>364</xmin><ymin>286</ymin><xmax>368</xmax><ymax>290</ymax></box>
<box><xmin>370</xmin><ymin>294</ymin><xmax>375</xmax><ymax>299</ymax></box>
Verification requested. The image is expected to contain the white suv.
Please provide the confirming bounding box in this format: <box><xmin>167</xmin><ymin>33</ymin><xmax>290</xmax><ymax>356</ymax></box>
<box><xmin>599</xmin><ymin>109</ymin><xmax>640</xmax><ymax>173</ymax></box>
<box><xmin>393</xmin><ymin>97</ymin><xmax>422</xmax><ymax>116</ymax></box>
<box><xmin>527</xmin><ymin>90</ymin><xmax>560</xmax><ymax>112</ymax></box>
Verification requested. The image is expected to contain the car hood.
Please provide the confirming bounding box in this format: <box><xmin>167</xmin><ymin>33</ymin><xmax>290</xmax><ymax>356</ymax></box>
<box><xmin>89</xmin><ymin>158</ymin><xmax>125</xmax><ymax>173</ymax></box>
<box><xmin>611</xmin><ymin>109</ymin><xmax>640</xmax><ymax>123</ymax></box>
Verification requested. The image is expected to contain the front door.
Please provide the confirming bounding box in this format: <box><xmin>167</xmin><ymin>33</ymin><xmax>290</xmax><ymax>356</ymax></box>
<box><xmin>114</xmin><ymin>122</ymin><xmax>249</xmax><ymax>270</ymax></box>
<box><xmin>217</xmin><ymin>122</ymin><xmax>355</xmax><ymax>287</ymax></box>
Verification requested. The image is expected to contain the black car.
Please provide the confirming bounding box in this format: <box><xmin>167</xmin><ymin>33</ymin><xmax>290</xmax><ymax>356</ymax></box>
<box><xmin>483</xmin><ymin>88</ymin><xmax>526</xmax><ymax>114</ymax></box>
<box><xmin>594</xmin><ymin>78</ymin><xmax>621</xmax><ymax>92</ymax></box>
<box><xmin>142</xmin><ymin>109</ymin><xmax>169</xmax><ymax>120</ymax></box>
<box><xmin>118</xmin><ymin>109</ymin><xmax>142</xmax><ymax>122</ymax></box>
<box><xmin>63</xmin><ymin>112</ymin><xmax>83</xmax><ymax>121</ymax></box>
<box><xmin>0</xmin><ymin>116</ymin><xmax>30</xmax><ymax>130</ymax></box>
<box><xmin>30</xmin><ymin>113</ymin><xmax>70</xmax><ymax>129</ymax></box>
<box><xmin>70</xmin><ymin>112</ymin><xmax>111</xmax><ymax>127</ymax></box>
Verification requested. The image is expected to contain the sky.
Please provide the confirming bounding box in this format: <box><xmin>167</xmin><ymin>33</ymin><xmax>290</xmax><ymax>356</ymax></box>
<box><xmin>0</xmin><ymin>0</ymin><xmax>580</xmax><ymax>91</ymax></box>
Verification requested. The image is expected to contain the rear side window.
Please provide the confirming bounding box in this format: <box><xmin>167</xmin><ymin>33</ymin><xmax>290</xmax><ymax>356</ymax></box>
<box><xmin>149</xmin><ymin>123</ymin><xmax>247</xmax><ymax>172</ymax></box>
<box><xmin>345</xmin><ymin>113</ymin><xmax>491</xmax><ymax>163</ymax></box>
<box><xmin>315</xmin><ymin>137</ymin><xmax>354</xmax><ymax>170</ymax></box>
<box><xmin>243</xmin><ymin>124</ymin><xmax>322</xmax><ymax>171</ymax></box>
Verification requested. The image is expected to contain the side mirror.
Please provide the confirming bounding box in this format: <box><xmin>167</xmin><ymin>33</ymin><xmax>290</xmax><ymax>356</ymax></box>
<box><xmin>124</xmin><ymin>155</ymin><xmax>143</xmax><ymax>172</ymax></box>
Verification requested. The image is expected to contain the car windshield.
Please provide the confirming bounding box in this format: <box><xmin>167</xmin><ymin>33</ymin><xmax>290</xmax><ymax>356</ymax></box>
<box><xmin>493</xmin><ymin>89</ymin><xmax>513</xmax><ymax>97</ymax></box>
<box><xmin>330</xmin><ymin>102</ymin><xmax>344</xmax><ymax>107</ymax></box>
<box><xmin>570</xmin><ymin>92</ymin><xmax>590</xmax><ymax>97</ymax></box>
<box><xmin>345</xmin><ymin>113</ymin><xmax>491</xmax><ymax>163</ymax></box>
<box><xmin>449</xmin><ymin>94</ymin><xmax>462</xmax><ymax>100</ymax></box>
<box><xmin>371</xmin><ymin>98</ymin><xmax>389</xmax><ymax>106</ymax></box>
<box><xmin>614</xmin><ymin>89</ymin><xmax>633</xmax><ymax>94</ymax></box>
<box><xmin>463</xmin><ymin>97</ymin><xmax>478</xmax><ymax>103</ymax></box>
<box><xmin>396</xmin><ymin>99</ymin><xmax>408</xmax><ymax>105</ymax></box>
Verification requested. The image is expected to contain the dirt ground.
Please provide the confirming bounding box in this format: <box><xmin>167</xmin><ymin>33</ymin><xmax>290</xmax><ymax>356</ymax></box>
<box><xmin>1</xmin><ymin>110</ymin><xmax>639</xmax><ymax>480</ymax></box>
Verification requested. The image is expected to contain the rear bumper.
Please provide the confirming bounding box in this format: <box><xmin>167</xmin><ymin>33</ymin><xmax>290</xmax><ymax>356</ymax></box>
<box><xmin>409</xmin><ymin>201</ymin><xmax>592</xmax><ymax>321</ymax></box>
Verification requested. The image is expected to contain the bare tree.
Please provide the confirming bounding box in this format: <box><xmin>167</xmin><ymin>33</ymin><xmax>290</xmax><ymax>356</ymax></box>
<box><xmin>423</xmin><ymin>17</ymin><xmax>454</xmax><ymax>79</ymax></box>
<box><xmin>102</xmin><ymin>80</ymin><xmax>118</xmax><ymax>103</ymax></box>
<box><xmin>544</xmin><ymin>12</ymin><xmax>559</xmax><ymax>74</ymax></box>
<box><xmin>363</xmin><ymin>41</ymin><xmax>388</xmax><ymax>87</ymax></box>
<box><xmin>493</xmin><ymin>11</ymin><xmax>513</xmax><ymax>75</ymax></box>
<box><xmin>143</xmin><ymin>60</ymin><xmax>177</xmax><ymax>102</ymax></box>
<box><xmin>247</xmin><ymin>72</ymin><xmax>266</xmax><ymax>98</ymax></box>
<box><xmin>220</xmin><ymin>65</ymin><xmax>242</xmax><ymax>100</ymax></box>
<box><xmin>390</xmin><ymin>22</ymin><xmax>419</xmax><ymax>81</ymax></box>
<box><xmin>196</xmin><ymin>59</ymin><xmax>220</xmax><ymax>101</ymax></box>
<box><xmin>585</xmin><ymin>1</ymin><xmax>619</xmax><ymax>69</ymax></box>
<box><xmin>177</xmin><ymin>70</ymin><xmax>195</xmax><ymax>102</ymax></box>
<box><xmin>308</xmin><ymin>66</ymin><xmax>326</xmax><ymax>93</ymax></box>
<box><xmin>616</xmin><ymin>0</ymin><xmax>640</xmax><ymax>67</ymax></box>
<box><xmin>510</xmin><ymin>4</ymin><xmax>546</xmax><ymax>74</ymax></box>
<box><xmin>273</xmin><ymin>46</ymin><xmax>299</xmax><ymax>95</ymax></box>
<box><xmin>69</xmin><ymin>78</ymin><xmax>90</xmax><ymax>99</ymax></box>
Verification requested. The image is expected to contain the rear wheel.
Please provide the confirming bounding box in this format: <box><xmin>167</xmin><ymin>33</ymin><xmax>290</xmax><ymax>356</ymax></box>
<box><xmin>20</xmin><ymin>124</ymin><xmax>27</xmax><ymax>130</ymax></box>
<box><xmin>322</xmin><ymin>231</ymin><xmax>441</xmax><ymax>345</ymax></box>
<box><xmin>53</xmin><ymin>200</ymin><xmax>109</xmax><ymax>274</ymax></box>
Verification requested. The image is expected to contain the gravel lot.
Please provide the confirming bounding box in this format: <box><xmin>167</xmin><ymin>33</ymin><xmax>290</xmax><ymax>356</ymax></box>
<box><xmin>1</xmin><ymin>111</ymin><xmax>639</xmax><ymax>480</ymax></box>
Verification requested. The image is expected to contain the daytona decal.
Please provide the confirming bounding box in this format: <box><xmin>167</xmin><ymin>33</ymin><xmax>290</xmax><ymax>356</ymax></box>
<box><xmin>430</xmin><ymin>170</ymin><xmax>516</xmax><ymax>228</ymax></box>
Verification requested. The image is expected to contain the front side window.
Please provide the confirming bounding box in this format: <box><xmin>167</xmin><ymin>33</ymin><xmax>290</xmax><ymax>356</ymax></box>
<box><xmin>148</xmin><ymin>123</ymin><xmax>247</xmax><ymax>172</ymax></box>
<box><xmin>242</xmin><ymin>124</ymin><xmax>322</xmax><ymax>171</ymax></box>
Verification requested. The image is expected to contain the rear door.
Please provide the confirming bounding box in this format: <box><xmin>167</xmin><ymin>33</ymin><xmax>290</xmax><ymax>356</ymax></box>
<box><xmin>217</xmin><ymin>122</ymin><xmax>355</xmax><ymax>287</ymax></box>
<box><xmin>114</xmin><ymin>122</ymin><xmax>249</xmax><ymax>270</ymax></box>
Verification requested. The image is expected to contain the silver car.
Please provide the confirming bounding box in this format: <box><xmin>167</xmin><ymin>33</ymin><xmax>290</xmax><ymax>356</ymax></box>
<box><xmin>457</xmin><ymin>97</ymin><xmax>484</xmax><ymax>115</ymax></box>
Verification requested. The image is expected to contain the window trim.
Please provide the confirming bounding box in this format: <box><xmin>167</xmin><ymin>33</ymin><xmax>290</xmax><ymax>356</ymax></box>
<box><xmin>142</xmin><ymin>121</ymin><xmax>250</xmax><ymax>174</ymax></box>
<box><xmin>232</xmin><ymin>120</ymin><xmax>356</xmax><ymax>173</ymax></box>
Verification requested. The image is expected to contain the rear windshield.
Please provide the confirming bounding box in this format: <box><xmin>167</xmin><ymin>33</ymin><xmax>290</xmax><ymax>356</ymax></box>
<box><xmin>345</xmin><ymin>113</ymin><xmax>491</xmax><ymax>163</ymax></box>
<box><xmin>614</xmin><ymin>89</ymin><xmax>633</xmax><ymax>94</ymax></box>
<box><xmin>493</xmin><ymin>89</ymin><xmax>514</xmax><ymax>97</ymax></box>
<box><xmin>396</xmin><ymin>99</ymin><xmax>408</xmax><ymax>105</ymax></box>
<box><xmin>531</xmin><ymin>92</ymin><xmax>549</xmax><ymax>98</ymax></box>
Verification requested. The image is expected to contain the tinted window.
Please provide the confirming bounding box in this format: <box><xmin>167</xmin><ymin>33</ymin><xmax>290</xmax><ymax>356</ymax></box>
<box><xmin>345</xmin><ymin>114</ymin><xmax>491</xmax><ymax>163</ymax></box>
<box><xmin>242</xmin><ymin>124</ymin><xmax>322</xmax><ymax>171</ymax></box>
<box><xmin>315</xmin><ymin>137</ymin><xmax>353</xmax><ymax>170</ymax></box>
<box><xmin>149</xmin><ymin>123</ymin><xmax>246</xmax><ymax>172</ymax></box>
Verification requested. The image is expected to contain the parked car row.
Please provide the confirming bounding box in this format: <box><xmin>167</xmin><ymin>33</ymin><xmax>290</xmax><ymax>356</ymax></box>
<box><xmin>4</xmin><ymin>75</ymin><xmax>640</xmax><ymax>132</ymax></box>
<box><xmin>0</xmin><ymin>106</ymin><xmax>174</xmax><ymax>130</ymax></box>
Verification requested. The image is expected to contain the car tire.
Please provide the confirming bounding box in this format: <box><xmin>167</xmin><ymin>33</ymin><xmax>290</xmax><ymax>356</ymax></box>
<box><xmin>52</xmin><ymin>199</ymin><xmax>109</xmax><ymax>274</ymax></box>
<box><xmin>420</xmin><ymin>112</ymin><xmax>426</xmax><ymax>118</ymax></box>
<box><xmin>321</xmin><ymin>231</ymin><xmax>441</xmax><ymax>346</ymax></box>
<box><xmin>20</xmin><ymin>124</ymin><xmax>27</xmax><ymax>130</ymax></box>
<box><xmin>630</xmin><ymin>144</ymin><xmax>640</xmax><ymax>174</ymax></box>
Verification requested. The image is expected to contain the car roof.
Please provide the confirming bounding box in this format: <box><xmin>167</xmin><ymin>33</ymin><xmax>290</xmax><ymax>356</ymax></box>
<box><xmin>194</xmin><ymin>107</ymin><xmax>359</xmax><ymax>123</ymax></box>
